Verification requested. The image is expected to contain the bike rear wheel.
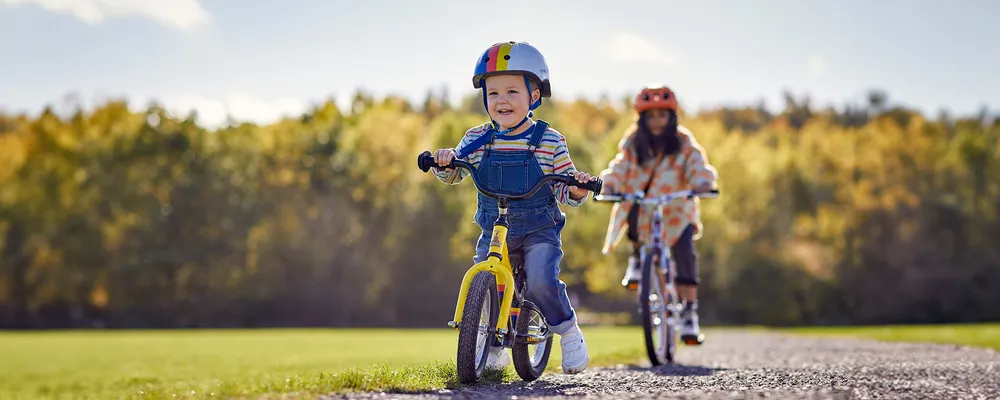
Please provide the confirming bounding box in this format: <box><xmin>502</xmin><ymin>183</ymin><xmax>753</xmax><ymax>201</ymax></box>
<box><xmin>639</xmin><ymin>253</ymin><xmax>676</xmax><ymax>365</ymax></box>
<box><xmin>456</xmin><ymin>271</ymin><xmax>500</xmax><ymax>384</ymax></box>
<box><xmin>511</xmin><ymin>301</ymin><xmax>553</xmax><ymax>381</ymax></box>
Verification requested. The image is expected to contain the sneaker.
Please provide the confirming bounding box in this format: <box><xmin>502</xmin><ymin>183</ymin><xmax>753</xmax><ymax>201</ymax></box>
<box><xmin>485</xmin><ymin>346</ymin><xmax>510</xmax><ymax>370</ymax></box>
<box><xmin>680</xmin><ymin>303</ymin><xmax>704</xmax><ymax>345</ymax></box>
<box><xmin>621</xmin><ymin>255</ymin><xmax>641</xmax><ymax>290</ymax></box>
<box><xmin>559</xmin><ymin>324</ymin><xmax>590</xmax><ymax>374</ymax></box>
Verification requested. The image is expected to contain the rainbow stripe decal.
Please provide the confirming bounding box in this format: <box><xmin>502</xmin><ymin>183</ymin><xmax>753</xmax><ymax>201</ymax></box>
<box><xmin>485</xmin><ymin>42</ymin><xmax>513</xmax><ymax>72</ymax></box>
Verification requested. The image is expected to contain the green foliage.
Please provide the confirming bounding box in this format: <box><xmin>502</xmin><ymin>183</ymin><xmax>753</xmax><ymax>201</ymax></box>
<box><xmin>0</xmin><ymin>91</ymin><xmax>998</xmax><ymax>328</ymax></box>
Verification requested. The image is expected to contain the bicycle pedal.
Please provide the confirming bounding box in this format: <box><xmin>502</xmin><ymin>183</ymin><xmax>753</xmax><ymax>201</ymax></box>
<box><xmin>681</xmin><ymin>334</ymin><xmax>705</xmax><ymax>345</ymax></box>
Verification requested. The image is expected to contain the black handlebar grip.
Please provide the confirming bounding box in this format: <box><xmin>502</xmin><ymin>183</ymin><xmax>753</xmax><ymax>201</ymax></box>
<box><xmin>568</xmin><ymin>176</ymin><xmax>603</xmax><ymax>194</ymax></box>
<box><xmin>417</xmin><ymin>151</ymin><xmax>434</xmax><ymax>172</ymax></box>
<box><xmin>417</xmin><ymin>151</ymin><xmax>453</xmax><ymax>173</ymax></box>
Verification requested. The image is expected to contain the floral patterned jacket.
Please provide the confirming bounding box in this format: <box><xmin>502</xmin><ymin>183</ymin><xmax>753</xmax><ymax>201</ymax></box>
<box><xmin>599</xmin><ymin>125</ymin><xmax>719</xmax><ymax>254</ymax></box>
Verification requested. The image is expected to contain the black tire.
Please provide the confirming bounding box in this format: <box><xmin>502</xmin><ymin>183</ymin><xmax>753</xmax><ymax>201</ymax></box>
<box><xmin>456</xmin><ymin>271</ymin><xmax>499</xmax><ymax>384</ymax></box>
<box><xmin>511</xmin><ymin>301</ymin><xmax>553</xmax><ymax>381</ymax></box>
<box><xmin>639</xmin><ymin>253</ymin><xmax>676</xmax><ymax>365</ymax></box>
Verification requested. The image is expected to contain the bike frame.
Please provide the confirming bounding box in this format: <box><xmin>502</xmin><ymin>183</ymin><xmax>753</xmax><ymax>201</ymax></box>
<box><xmin>449</xmin><ymin>197</ymin><xmax>518</xmax><ymax>336</ymax></box>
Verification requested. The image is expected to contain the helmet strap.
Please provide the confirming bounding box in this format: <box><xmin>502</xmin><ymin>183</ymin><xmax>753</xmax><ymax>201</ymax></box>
<box><xmin>525</xmin><ymin>75</ymin><xmax>542</xmax><ymax>112</ymax></box>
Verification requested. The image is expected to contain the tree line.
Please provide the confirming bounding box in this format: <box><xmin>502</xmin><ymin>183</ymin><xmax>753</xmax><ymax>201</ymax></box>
<box><xmin>0</xmin><ymin>89</ymin><xmax>997</xmax><ymax>329</ymax></box>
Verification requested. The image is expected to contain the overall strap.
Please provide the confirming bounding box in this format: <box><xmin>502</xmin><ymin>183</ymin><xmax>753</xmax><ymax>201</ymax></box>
<box><xmin>526</xmin><ymin>119</ymin><xmax>549</xmax><ymax>150</ymax></box>
<box><xmin>454</xmin><ymin>127</ymin><xmax>496</xmax><ymax>160</ymax></box>
<box><xmin>456</xmin><ymin>120</ymin><xmax>548</xmax><ymax>159</ymax></box>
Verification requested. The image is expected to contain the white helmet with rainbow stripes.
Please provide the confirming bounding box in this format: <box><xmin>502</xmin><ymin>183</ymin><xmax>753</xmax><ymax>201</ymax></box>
<box><xmin>472</xmin><ymin>41</ymin><xmax>551</xmax><ymax>100</ymax></box>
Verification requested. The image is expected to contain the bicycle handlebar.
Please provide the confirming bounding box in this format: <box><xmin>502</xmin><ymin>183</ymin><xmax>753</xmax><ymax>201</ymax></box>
<box><xmin>594</xmin><ymin>189</ymin><xmax>719</xmax><ymax>205</ymax></box>
<box><xmin>417</xmin><ymin>151</ymin><xmax>603</xmax><ymax>200</ymax></box>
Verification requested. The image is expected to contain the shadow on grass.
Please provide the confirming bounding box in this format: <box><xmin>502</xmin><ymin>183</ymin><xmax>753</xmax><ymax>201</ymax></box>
<box><xmin>324</xmin><ymin>361</ymin><xmax>578</xmax><ymax>395</ymax></box>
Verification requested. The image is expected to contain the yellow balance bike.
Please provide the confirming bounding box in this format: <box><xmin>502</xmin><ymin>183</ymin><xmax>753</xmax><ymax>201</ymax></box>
<box><xmin>594</xmin><ymin>188</ymin><xmax>718</xmax><ymax>365</ymax></box>
<box><xmin>417</xmin><ymin>151</ymin><xmax>602</xmax><ymax>384</ymax></box>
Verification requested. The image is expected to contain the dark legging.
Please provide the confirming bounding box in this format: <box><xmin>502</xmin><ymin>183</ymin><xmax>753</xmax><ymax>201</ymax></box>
<box><xmin>626</xmin><ymin>207</ymin><xmax>699</xmax><ymax>286</ymax></box>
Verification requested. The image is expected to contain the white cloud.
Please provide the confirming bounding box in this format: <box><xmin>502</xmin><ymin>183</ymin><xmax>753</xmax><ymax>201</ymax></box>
<box><xmin>808</xmin><ymin>55</ymin><xmax>826</xmax><ymax>77</ymax></box>
<box><xmin>598</xmin><ymin>33</ymin><xmax>680</xmax><ymax>67</ymax></box>
<box><xmin>163</xmin><ymin>92</ymin><xmax>310</xmax><ymax>129</ymax></box>
<box><xmin>0</xmin><ymin>0</ymin><xmax>210</xmax><ymax>30</ymax></box>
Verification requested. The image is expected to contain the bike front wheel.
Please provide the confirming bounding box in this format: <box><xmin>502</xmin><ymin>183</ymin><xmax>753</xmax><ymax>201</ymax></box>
<box><xmin>639</xmin><ymin>253</ymin><xmax>676</xmax><ymax>365</ymax></box>
<box><xmin>456</xmin><ymin>271</ymin><xmax>500</xmax><ymax>384</ymax></box>
<box><xmin>511</xmin><ymin>301</ymin><xmax>553</xmax><ymax>381</ymax></box>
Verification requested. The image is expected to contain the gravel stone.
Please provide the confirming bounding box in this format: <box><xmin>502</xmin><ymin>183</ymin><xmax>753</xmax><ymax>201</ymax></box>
<box><xmin>326</xmin><ymin>330</ymin><xmax>1000</xmax><ymax>399</ymax></box>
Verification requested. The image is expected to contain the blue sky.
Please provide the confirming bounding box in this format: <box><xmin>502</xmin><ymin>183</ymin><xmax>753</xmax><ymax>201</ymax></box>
<box><xmin>1</xmin><ymin>0</ymin><xmax>997</xmax><ymax>127</ymax></box>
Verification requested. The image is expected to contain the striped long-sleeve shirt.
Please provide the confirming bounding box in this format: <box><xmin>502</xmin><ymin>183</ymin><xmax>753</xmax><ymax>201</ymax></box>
<box><xmin>433</xmin><ymin>122</ymin><xmax>586</xmax><ymax>207</ymax></box>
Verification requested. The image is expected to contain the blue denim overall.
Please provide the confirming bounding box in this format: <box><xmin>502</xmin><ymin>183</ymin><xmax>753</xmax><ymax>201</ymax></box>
<box><xmin>470</xmin><ymin>121</ymin><xmax>578</xmax><ymax>335</ymax></box>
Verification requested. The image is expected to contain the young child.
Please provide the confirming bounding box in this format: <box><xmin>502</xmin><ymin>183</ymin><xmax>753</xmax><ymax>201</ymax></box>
<box><xmin>599</xmin><ymin>84</ymin><xmax>718</xmax><ymax>344</ymax></box>
<box><xmin>431</xmin><ymin>41</ymin><xmax>594</xmax><ymax>374</ymax></box>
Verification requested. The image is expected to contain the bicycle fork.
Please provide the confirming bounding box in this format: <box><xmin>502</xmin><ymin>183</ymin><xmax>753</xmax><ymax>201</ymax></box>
<box><xmin>449</xmin><ymin>205</ymin><xmax>517</xmax><ymax>339</ymax></box>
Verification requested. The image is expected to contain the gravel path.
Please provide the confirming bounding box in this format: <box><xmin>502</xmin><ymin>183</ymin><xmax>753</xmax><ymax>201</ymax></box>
<box><xmin>328</xmin><ymin>330</ymin><xmax>1000</xmax><ymax>399</ymax></box>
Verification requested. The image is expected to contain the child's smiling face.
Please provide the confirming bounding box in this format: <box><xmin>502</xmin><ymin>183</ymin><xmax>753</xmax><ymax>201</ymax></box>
<box><xmin>485</xmin><ymin>74</ymin><xmax>539</xmax><ymax>130</ymax></box>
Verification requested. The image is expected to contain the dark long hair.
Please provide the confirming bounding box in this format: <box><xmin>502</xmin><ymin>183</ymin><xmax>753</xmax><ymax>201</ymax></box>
<box><xmin>630</xmin><ymin>110</ymin><xmax>681</xmax><ymax>166</ymax></box>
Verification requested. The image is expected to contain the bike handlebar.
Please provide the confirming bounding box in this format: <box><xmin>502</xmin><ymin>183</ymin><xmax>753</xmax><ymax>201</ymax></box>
<box><xmin>417</xmin><ymin>151</ymin><xmax>603</xmax><ymax>200</ymax></box>
<box><xmin>594</xmin><ymin>189</ymin><xmax>720</xmax><ymax>205</ymax></box>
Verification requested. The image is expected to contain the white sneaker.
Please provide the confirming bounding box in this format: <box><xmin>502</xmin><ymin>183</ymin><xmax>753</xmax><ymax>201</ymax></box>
<box><xmin>486</xmin><ymin>346</ymin><xmax>510</xmax><ymax>370</ymax></box>
<box><xmin>680</xmin><ymin>309</ymin><xmax>700</xmax><ymax>337</ymax></box>
<box><xmin>680</xmin><ymin>307</ymin><xmax>703</xmax><ymax>344</ymax></box>
<box><xmin>621</xmin><ymin>255</ymin><xmax>641</xmax><ymax>290</ymax></box>
<box><xmin>559</xmin><ymin>325</ymin><xmax>590</xmax><ymax>374</ymax></box>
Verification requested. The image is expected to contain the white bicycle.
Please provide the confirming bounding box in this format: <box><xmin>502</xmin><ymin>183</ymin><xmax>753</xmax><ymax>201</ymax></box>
<box><xmin>594</xmin><ymin>188</ymin><xmax>719</xmax><ymax>365</ymax></box>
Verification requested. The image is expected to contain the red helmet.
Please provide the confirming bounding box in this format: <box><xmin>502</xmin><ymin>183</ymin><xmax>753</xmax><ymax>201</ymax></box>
<box><xmin>633</xmin><ymin>85</ymin><xmax>678</xmax><ymax>113</ymax></box>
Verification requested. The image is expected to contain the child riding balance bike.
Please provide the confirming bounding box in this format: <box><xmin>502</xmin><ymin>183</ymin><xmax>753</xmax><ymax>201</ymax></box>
<box><xmin>418</xmin><ymin>41</ymin><xmax>602</xmax><ymax>384</ymax></box>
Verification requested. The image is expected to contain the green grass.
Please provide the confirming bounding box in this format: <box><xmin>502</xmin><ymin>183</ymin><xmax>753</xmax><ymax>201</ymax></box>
<box><xmin>4</xmin><ymin>324</ymin><xmax>997</xmax><ymax>400</ymax></box>
<box><xmin>0</xmin><ymin>326</ymin><xmax>653</xmax><ymax>400</ymax></box>
<box><xmin>778</xmin><ymin>323</ymin><xmax>1000</xmax><ymax>352</ymax></box>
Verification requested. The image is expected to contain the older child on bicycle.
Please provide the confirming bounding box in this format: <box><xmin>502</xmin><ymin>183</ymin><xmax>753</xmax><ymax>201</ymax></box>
<box><xmin>430</xmin><ymin>41</ymin><xmax>595</xmax><ymax>374</ymax></box>
<box><xmin>599</xmin><ymin>84</ymin><xmax>718</xmax><ymax>344</ymax></box>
